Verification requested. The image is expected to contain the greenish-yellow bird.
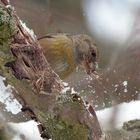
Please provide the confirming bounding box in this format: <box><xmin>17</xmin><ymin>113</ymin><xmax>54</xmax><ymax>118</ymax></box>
<box><xmin>38</xmin><ymin>34</ymin><xmax>99</xmax><ymax>79</ymax></box>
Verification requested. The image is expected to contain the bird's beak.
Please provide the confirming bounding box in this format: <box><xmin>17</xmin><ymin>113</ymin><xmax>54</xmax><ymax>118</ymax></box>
<box><xmin>90</xmin><ymin>62</ymin><xmax>98</xmax><ymax>73</ymax></box>
<box><xmin>81</xmin><ymin>59</ymin><xmax>98</xmax><ymax>75</ymax></box>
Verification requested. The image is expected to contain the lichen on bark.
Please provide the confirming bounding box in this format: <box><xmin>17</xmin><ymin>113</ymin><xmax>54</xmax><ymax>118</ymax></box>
<box><xmin>0</xmin><ymin>5</ymin><xmax>17</xmax><ymax>45</ymax></box>
<box><xmin>37</xmin><ymin>90</ymin><xmax>101</xmax><ymax>140</ymax></box>
<box><xmin>0</xmin><ymin>1</ymin><xmax>102</xmax><ymax>140</ymax></box>
<box><xmin>39</xmin><ymin>113</ymin><xmax>89</xmax><ymax>140</ymax></box>
<box><xmin>105</xmin><ymin>119</ymin><xmax>140</xmax><ymax>140</ymax></box>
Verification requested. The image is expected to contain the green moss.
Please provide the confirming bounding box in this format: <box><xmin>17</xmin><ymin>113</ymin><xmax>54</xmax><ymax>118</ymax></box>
<box><xmin>36</xmin><ymin>93</ymin><xmax>88</xmax><ymax>140</ymax></box>
<box><xmin>57</xmin><ymin>89</ymin><xmax>72</xmax><ymax>103</ymax></box>
<box><xmin>0</xmin><ymin>5</ymin><xmax>17</xmax><ymax>45</ymax></box>
<box><xmin>123</xmin><ymin>119</ymin><xmax>140</xmax><ymax>132</ymax></box>
<box><xmin>41</xmin><ymin>113</ymin><xmax>88</xmax><ymax>140</ymax></box>
<box><xmin>0</xmin><ymin>5</ymin><xmax>17</xmax><ymax>76</ymax></box>
<box><xmin>37</xmin><ymin>93</ymin><xmax>89</xmax><ymax>140</ymax></box>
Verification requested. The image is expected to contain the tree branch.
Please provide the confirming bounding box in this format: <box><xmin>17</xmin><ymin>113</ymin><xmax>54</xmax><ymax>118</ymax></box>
<box><xmin>0</xmin><ymin>1</ymin><xmax>103</xmax><ymax>140</ymax></box>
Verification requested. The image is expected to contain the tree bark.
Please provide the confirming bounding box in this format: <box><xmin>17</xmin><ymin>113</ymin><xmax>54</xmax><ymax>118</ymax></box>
<box><xmin>0</xmin><ymin>1</ymin><xmax>102</xmax><ymax>140</ymax></box>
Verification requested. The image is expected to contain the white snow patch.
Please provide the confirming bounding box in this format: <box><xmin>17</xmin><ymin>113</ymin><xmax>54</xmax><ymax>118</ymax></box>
<box><xmin>102</xmin><ymin>102</ymin><xmax>105</xmax><ymax>108</ymax></box>
<box><xmin>122</xmin><ymin>81</ymin><xmax>128</xmax><ymax>86</ymax></box>
<box><xmin>124</xmin><ymin>88</ymin><xmax>128</xmax><ymax>93</ymax></box>
<box><xmin>0</xmin><ymin>76</ymin><xmax>22</xmax><ymax>114</ymax></box>
<box><xmin>122</xmin><ymin>81</ymin><xmax>128</xmax><ymax>93</ymax></box>
<box><xmin>6</xmin><ymin>5</ymin><xmax>11</xmax><ymax>9</ymax></box>
<box><xmin>135</xmin><ymin>91</ymin><xmax>138</xmax><ymax>93</ymax></box>
<box><xmin>63</xmin><ymin>82</ymin><xmax>69</xmax><ymax>87</ymax></box>
<box><xmin>76</xmin><ymin>66</ymin><xmax>79</xmax><ymax>72</ymax></box>
<box><xmin>114</xmin><ymin>84</ymin><xmax>119</xmax><ymax>88</ymax></box>
<box><xmin>114</xmin><ymin>88</ymin><xmax>117</xmax><ymax>92</ymax></box>
<box><xmin>20</xmin><ymin>20</ymin><xmax>36</xmax><ymax>40</ymax></box>
<box><xmin>83</xmin><ymin>0</ymin><xmax>135</xmax><ymax>45</ymax></box>
<box><xmin>9</xmin><ymin>120</ymin><xmax>42</xmax><ymax>140</ymax></box>
<box><xmin>104</xmin><ymin>90</ymin><xmax>107</xmax><ymax>93</ymax></box>
<box><xmin>61</xmin><ymin>86</ymin><xmax>70</xmax><ymax>93</ymax></box>
<box><xmin>96</xmin><ymin>101</ymin><xmax>140</xmax><ymax>130</ymax></box>
<box><xmin>83</xmin><ymin>0</ymin><xmax>140</xmax><ymax>47</ymax></box>
<box><xmin>71</xmin><ymin>88</ymin><xmax>77</xmax><ymax>94</ymax></box>
<box><xmin>12</xmin><ymin>135</ymin><xmax>22</xmax><ymax>140</ymax></box>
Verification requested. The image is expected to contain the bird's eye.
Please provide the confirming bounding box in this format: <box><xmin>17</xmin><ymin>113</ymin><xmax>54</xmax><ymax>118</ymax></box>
<box><xmin>91</xmin><ymin>52</ymin><xmax>96</xmax><ymax>58</ymax></box>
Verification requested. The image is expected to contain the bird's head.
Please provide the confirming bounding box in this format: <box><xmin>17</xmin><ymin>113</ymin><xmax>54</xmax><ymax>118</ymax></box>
<box><xmin>72</xmin><ymin>34</ymin><xmax>99</xmax><ymax>75</ymax></box>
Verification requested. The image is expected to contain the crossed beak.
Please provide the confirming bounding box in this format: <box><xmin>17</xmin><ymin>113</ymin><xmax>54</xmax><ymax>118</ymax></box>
<box><xmin>90</xmin><ymin>61</ymin><xmax>98</xmax><ymax>73</ymax></box>
<box><xmin>82</xmin><ymin>59</ymin><xmax>98</xmax><ymax>75</ymax></box>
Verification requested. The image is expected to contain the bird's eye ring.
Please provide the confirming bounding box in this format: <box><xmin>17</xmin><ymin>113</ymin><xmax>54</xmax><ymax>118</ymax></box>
<box><xmin>91</xmin><ymin>52</ymin><xmax>96</xmax><ymax>57</ymax></box>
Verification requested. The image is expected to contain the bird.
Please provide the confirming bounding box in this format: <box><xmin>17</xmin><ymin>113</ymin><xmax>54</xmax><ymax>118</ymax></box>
<box><xmin>38</xmin><ymin>34</ymin><xmax>99</xmax><ymax>79</ymax></box>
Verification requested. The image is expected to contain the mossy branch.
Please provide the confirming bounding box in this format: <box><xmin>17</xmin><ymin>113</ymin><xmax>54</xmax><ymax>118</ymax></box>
<box><xmin>0</xmin><ymin>0</ymin><xmax>102</xmax><ymax>140</ymax></box>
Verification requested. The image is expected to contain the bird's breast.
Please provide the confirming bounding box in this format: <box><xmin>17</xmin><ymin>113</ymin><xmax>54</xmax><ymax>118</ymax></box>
<box><xmin>39</xmin><ymin>35</ymin><xmax>76</xmax><ymax>79</ymax></box>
